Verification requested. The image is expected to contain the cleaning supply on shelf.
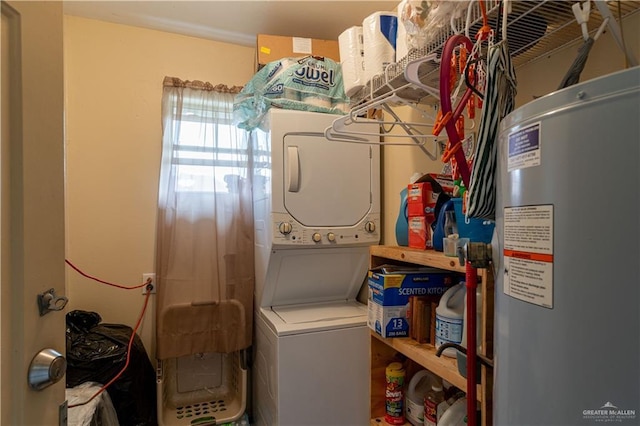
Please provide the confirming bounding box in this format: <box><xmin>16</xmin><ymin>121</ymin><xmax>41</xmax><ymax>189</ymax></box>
<box><xmin>437</xmin><ymin>384</ymin><xmax>466</xmax><ymax>423</ymax></box>
<box><xmin>396</xmin><ymin>172</ymin><xmax>424</xmax><ymax>246</ymax></box>
<box><xmin>385</xmin><ymin>362</ymin><xmax>406</xmax><ymax>425</ymax></box>
<box><xmin>435</xmin><ymin>282</ymin><xmax>466</xmax><ymax>357</ymax></box>
<box><xmin>405</xmin><ymin>370</ymin><xmax>438</xmax><ymax>425</ymax></box>
<box><xmin>423</xmin><ymin>382</ymin><xmax>444</xmax><ymax>426</ymax></box>
<box><xmin>438</xmin><ymin>397</ymin><xmax>467</xmax><ymax>426</ymax></box>
<box><xmin>432</xmin><ymin>199</ymin><xmax>455</xmax><ymax>251</ymax></box>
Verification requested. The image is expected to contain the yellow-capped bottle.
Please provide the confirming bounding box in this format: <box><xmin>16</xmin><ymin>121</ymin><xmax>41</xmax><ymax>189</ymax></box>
<box><xmin>385</xmin><ymin>362</ymin><xmax>406</xmax><ymax>425</ymax></box>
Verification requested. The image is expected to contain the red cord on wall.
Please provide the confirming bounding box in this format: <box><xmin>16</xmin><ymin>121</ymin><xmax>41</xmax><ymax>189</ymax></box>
<box><xmin>65</xmin><ymin>259</ymin><xmax>149</xmax><ymax>290</ymax></box>
<box><xmin>65</xmin><ymin>259</ymin><xmax>154</xmax><ymax>408</ymax></box>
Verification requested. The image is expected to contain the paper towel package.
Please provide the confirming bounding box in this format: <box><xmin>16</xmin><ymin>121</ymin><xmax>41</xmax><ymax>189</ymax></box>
<box><xmin>338</xmin><ymin>26</ymin><xmax>365</xmax><ymax>97</ymax></box>
<box><xmin>395</xmin><ymin>10</ymin><xmax>409</xmax><ymax>63</ymax></box>
<box><xmin>362</xmin><ymin>11</ymin><xmax>398</xmax><ymax>84</ymax></box>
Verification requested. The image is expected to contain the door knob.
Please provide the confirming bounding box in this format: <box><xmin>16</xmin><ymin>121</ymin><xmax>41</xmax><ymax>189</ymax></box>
<box><xmin>28</xmin><ymin>348</ymin><xmax>66</xmax><ymax>390</ymax></box>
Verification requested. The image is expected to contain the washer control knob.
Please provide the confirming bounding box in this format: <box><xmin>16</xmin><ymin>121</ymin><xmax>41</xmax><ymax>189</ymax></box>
<box><xmin>365</xmin><ymin>221</ymin><xmax>376</xmax><ymax>233</ymax></box>
<box><xmin>312</xmin><ymin>232</ymin><xmax>322</xmax><ymax>243</ymax></box>
<box><xmin>327</xmin><ymin>232</ymin><xmax>336</xmax><ymax>242</ymax></box>
<box><xmin>278</xmin><ymin>222</ymin><xmax>293</xmax><ymax>235</ymax></box>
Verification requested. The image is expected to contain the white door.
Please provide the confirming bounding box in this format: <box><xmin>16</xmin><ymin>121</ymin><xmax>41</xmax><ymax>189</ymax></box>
<box><xmin>1</xmin><ymin>1</ymin><xmax>66</xmax><ymax>425</ymax></box>
<box><xmin>282</xmin><ymin>133</ymin><xmax>373</xmax><ymax>227</ymax></box>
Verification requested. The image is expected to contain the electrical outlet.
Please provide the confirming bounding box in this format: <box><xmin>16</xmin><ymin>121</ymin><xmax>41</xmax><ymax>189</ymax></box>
<box><xmin>142</xmin><ymin>273</ymin><xmax>156</xmax><ymax>294</ymax></box>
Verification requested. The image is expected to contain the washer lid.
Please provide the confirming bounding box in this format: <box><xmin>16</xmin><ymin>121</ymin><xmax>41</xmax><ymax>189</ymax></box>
<box><xmin>272</xmin><ymin>301</ymin><xmax>366</xmax><ymax>324</ymax></box>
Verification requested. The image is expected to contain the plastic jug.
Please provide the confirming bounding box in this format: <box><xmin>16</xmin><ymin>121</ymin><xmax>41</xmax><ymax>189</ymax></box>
<box><xmin>395</xmin><ymin>187</ymin><xmax>409</xmax><ymax>246</ymax></box>
<box><xmin>432</xmin><ymin>199</ymin><xmax>455</xmax><ymax>252</ymax></box>
<box><xmin>438</xmin><ymin>397</ymin><xmax>467</xmax><ymax>426</ymax></box>
<box><xmin>405</xmin><ymin>370</ymin><xmax>437</xmax><ymax>425</ymax></box>
<box><xmin>435</xmin><ymin>282</ymin><xmax>466</xmax><ymax>358</ymax></box>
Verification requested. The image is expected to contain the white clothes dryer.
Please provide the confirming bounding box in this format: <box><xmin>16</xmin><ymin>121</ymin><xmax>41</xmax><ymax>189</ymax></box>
<box><xmin>251</xmin><ymin>110</ymin><xmax>380</xmax><ymax>425</ymax></box>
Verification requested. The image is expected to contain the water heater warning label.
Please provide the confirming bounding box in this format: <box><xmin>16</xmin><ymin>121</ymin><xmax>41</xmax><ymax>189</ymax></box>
<box><xmin>508</xmin><ymin>122</ymin><xmax>541</xmax><ymax>172</ymax></box>
<box><xmin>503</xmin><ymin>205</ymin><xmax>554</xmax><ymax>308</ymax></box>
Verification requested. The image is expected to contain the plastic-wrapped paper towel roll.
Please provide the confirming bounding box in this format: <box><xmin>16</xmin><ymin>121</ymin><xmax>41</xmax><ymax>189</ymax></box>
<box><xmin>363</xmin><ymin>11</ymin><xmax>398</xmax><ymax>84</ymax></box>
<box><xmin>396</xmin><ymin>7</ymin><xmax>409</xmax><ymax>62</ymax></box>
<box><xmin>303</xmin><ymin>94</ymin><xmax>332</xmax><ymax>109</ymax></box>
<box><xmin>338</xmin><ymin>26</ymin><xmax>365</xmax><ymax>97</ymax></box>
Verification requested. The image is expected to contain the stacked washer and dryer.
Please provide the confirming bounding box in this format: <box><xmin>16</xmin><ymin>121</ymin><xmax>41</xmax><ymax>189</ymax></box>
<box><xmin>251</xmin><ymin>109</ymin><xmax>380</xmax><ymax>425</ymax></box>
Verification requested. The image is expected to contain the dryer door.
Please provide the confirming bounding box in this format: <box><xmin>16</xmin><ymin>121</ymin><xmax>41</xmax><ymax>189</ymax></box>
<box><xmin>282</xmin><ymin>132</ymin><xmax>372</xmax><ymax>227</ymax></box>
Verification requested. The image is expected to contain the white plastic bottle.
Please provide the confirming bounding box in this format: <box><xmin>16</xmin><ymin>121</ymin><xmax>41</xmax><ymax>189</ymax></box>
<box><xmin>405</xmin><ymin>370</ymin><xmax>437</xmax><ymax>425</ymax></box>
<box><xmin>438</xmin><ymin>397</ymin><xmax>467</xmax><ymax>426</ymax></box>
<box><xmin>435</xmin><ymin>282</ymin><xmax>466</xmax><ymax>357</ymax></box>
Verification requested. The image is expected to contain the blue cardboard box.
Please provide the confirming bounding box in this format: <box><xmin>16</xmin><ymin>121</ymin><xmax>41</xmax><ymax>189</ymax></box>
<box><xmin>367</xmin><ymin>265</ymin><xmax>458</xmax><ymax>338</ymax></box>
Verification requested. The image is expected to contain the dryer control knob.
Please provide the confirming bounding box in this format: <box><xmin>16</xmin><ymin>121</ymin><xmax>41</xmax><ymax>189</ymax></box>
<box><xmin>365</xmin><ymin>221</ymin><xmax>376</xmax><ymax>233</ymax></box>
<box><xmin>312</xmin><ymin>232</ymin><xmax>322</xmax><ymax>243</ymax></box>
<box><xmin>279</xmin><ymin>222</ymin><xmax>293</xmax><ymax>235</ymax></box>
<box><xmin>327</xmin><ymin>232</ymin><xmax>336</xmax><ymax>242</ymax></box>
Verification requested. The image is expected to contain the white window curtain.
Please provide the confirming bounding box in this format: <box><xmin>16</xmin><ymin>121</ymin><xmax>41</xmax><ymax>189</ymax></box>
<box><xmin>156</xmin><ymin>77</ymin><xmax>254</xmax><ymax>359</ymax></box>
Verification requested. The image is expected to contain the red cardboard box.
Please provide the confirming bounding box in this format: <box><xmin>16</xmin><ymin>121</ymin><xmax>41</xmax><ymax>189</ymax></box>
<box><xmin>408</xmin><ymin>216</ymin><xmax>432</xmax><ymax>249</ymax></box>
<box><xmin>407</xmin><ymin>174</ymin><xmax>455</xmax><ymax>215</ymax></box>
<box><xmin>407</xmin><ymin>182</ymin><xmax>436</xmax><ymax>221</ymax></box>
<box><xmin>406</xmin><ymin>174</ymin><xmax>455</xmax><ymax>249</ymax></box>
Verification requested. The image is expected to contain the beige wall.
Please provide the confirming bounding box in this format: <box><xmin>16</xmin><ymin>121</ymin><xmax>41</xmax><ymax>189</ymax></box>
<box><xmin>63</xmin><ymin>16</ymin><xmax>255</xmax><ymax>359</ymax></box>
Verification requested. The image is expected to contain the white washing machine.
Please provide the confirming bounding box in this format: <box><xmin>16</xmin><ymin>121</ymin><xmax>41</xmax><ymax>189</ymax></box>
<box><xmin>251</xmin><ymin>109</ymin><xmax>380</xmax><ymax>425</ymax></box>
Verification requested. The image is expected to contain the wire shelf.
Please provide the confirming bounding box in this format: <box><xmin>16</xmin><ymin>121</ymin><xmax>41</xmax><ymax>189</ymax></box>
<box><xmin>350</xmin><ymin>0</ymin><xmax>640</xmax><ymax>106</ymax></box>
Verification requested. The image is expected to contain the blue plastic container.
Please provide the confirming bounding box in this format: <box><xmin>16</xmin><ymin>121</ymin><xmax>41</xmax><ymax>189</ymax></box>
<box><xmin>452</xmin><ymin>198</ymin><xmax>495</xmax><ymax>244</ymax></box>
<box><xmin>395</xmin><ymin>188</ymin><xmax>409</xmax><ymax>246</ymax></box>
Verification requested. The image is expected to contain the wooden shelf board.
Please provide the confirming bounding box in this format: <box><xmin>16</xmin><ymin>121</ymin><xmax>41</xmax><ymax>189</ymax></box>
<box><xmin>371</xmin><ymin>331</ymin><xmax>482</xmax><ymax>402</ymax></box>
<box><xmin>370</xmin><ymin>246</ymin><xmax>466</xmax><ymax>273</ymax></box>
<box><xmin>370</xmin><ymin>417</ymin><xmax>410</xmax><ymax>426</ymax></box>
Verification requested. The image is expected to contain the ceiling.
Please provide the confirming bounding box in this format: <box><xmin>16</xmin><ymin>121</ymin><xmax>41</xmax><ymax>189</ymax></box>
<box><xmin>62</xmin><ymin>1</ymin><xmax>400</xmax><ymax>47</ymax></box>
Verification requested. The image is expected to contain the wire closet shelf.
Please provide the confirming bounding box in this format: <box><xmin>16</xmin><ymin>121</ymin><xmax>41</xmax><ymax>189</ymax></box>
<box><xmin>327</xmin><ymin>0</ymin><xmax>640</xmax><ymax>147</ymax></box>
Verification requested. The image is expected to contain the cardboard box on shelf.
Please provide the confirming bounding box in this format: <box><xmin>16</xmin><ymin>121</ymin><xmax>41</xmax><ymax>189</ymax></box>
<box><xmin>408</xmin><ymin>216</ymin><xmax>431</xmax><ymax>250</ymax></box>
<box><xmin>367</xmin><ymin>265</ymin><xmax>458</xmax><ymax>339</ymax></box>
<box><xmin>257</xmin><ymin>34</ymin><xmax>340</xmax><ymax>69</ymax></box>
<box><xmin>407</xmin><ymin>174</ymin><xmax>456</xmax><ymax>219</ymax></box>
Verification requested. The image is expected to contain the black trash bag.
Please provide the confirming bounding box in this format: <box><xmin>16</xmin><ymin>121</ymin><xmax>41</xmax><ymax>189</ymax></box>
<box><xmin>66</xmin><ymin>310</ymin><xmax>157</xmax><ymax>426</ymax></box>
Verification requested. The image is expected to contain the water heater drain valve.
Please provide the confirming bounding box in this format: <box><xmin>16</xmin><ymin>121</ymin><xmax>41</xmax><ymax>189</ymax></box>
<box><xmin>457</xmin><ymin>242</ymin><xmax>492</xmax><ymax>268</ymax></box>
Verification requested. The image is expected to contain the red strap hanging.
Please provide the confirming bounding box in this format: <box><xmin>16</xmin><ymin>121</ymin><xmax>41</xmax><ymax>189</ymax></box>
<box><xmin>439</xmin><ymin>34</ymin><xmax>475</xmax><ymax>187</ymax></box>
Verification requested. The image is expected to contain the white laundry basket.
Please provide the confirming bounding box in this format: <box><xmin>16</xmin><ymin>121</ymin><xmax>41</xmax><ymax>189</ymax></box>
<box><xmin>157</xmin><ymin>350</ymin><xmax>247</xmax><ymax>425</ymax></box>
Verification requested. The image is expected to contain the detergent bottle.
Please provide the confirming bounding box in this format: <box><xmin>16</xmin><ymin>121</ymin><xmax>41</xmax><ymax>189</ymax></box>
<box><xmin>438</xmin><ymin>397</ymin><xmax>467</xmax><ymax>426</ymax></box>
<box><xmin>435</xmin><ymin>282</ymin><xmax>466</xmax><ymax>358</ymax></box>
<box><xmin>405</xmin><ymin>370</ymin><xmax>437</xmax><ymax>425</ymax></box>
<box><xmin>395</xmin><ymin>187</ymin><xmax>409</xmax><ymax>246</ymax></box>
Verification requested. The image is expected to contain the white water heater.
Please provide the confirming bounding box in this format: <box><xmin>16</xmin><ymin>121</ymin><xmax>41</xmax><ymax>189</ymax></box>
<box><xmin>494</xmin><ymin>67</ymin><xmax>639</xmax><ymax>424</ymax></box>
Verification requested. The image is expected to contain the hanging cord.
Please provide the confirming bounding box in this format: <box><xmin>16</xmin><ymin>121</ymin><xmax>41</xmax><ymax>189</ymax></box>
<box><xmin>65</xmin><ymin>260</ymin><xmax>154</xmax><ymax>408</ymax></box>
<box><xmin>68</xmin><ymin>289</ymin><xmax>152</xmax><ymax>408</ymax></box>
<box><xmin>65</xmin><ymin>259</ymin><xmax>149</xmax><ymax>290</ymax></box>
